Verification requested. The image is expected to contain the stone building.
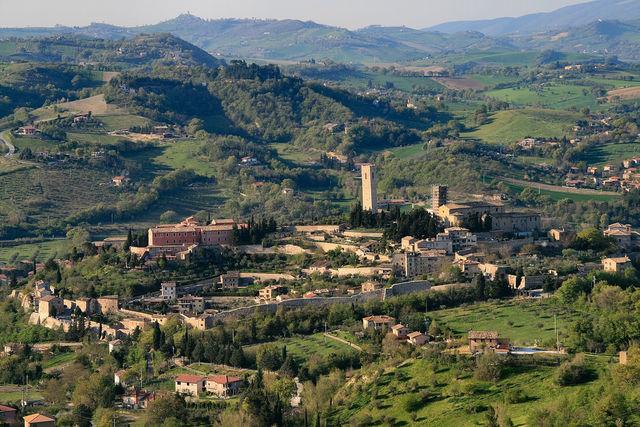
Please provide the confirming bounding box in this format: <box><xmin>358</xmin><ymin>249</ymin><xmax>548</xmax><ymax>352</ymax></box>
<box><xmin>361</xmin><ymin>163</ymin><xmax>378</xmax><ymax>212</ymax></box>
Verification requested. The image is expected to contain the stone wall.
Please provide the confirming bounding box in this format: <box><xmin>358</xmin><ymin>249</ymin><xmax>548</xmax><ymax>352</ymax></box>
<box><xmin>383</xmin><ymin>280</ymin><xmax>432</xmax><ymax>300</ymax></box>
<box><xmin>293</xmin><ymin>225</ymin><xmax>342</xmax><ymax>234</ymax></box>
<box><xmin>208</xmin><ymin>280</ymin><xmax>432</xmax><ymax>323</ymax></box>
<box><xmin>342</xmin><ymin>231</ymin><xmax>384</xmax><ymax>239</ymax></box>
<box><xmin>313</xmin><ymin>241</ymin><xmax>360</xmax><ymax>254</ymax></box>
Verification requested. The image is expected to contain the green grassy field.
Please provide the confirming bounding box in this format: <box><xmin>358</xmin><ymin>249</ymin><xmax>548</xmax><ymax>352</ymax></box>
<box><xmin>11</xmin><ymin>135</ymin><xmax>58</xmax><ymax>152</ymax></box>
<box><xmin>468</xmin><ymin>74</ymin><xmax>521</xmax><ymax>88</ymax></box>
<box><xmin>42</xmin><ymin>351</ymin><xmax>77</xmax><ymax>369</ymax></box>
<box><xmin>67</xmin><ymin>132</ymin><xmax>123</xmax><ymax>145</ymax></box>
<box><xmin>434</xmin><ymin>299</ymin><xmax>579</xmax><ymax>347</ymax></box>
<box><xmin>501</xmin><ymin>181</ymin><xmax>619</xmax><ymax>202</ymax></box>
<box><xmin>486</xmin><ymin>83</ymin><xmax>600</xmax><ymax>110</ymax></box>
<box><xmin>0</xmin><ymin>386</ymin><xmax>42</xmax><ymax>403</ymax></box>
<box><xmin>0</xmin><ymin>239</ymin><xmax>68</xmax><ymax>264</ymax></box>
<box><xmin>575</xmin><ymin>142</ymin><xmax>640</xmax><ymax>166</ymax></box>
<box><xmin>244</xmin><ymin>333</ymin><xmax>357</xmax><ymax>363</ymax></box>
<box><xmin>97</xmin><ymin>114</ymin><xmax>152</xmax><ymax>132</ymax></box>
<box><xmin>332</xmin><ymin>354</ymin><xmax>613</xmax><ymax>426</ymax></box>
<box><xmin>463</xmin><ymin>109</ymin><xmax>579</xmax><ymax>145</ymax></box>
<box><xmin>269</xmin><ymin>143</ymin><xmax>318</xmax><ymax>165</ymax></box>
<box><xmin>388</xmin><ymin>143</ymin><xmax>426</xmax><ymax>160</ymax></box>
<box><xmin>152</xmin><ymin>140</ymin><xmax>215</xmax><ymax>178</ymax></box>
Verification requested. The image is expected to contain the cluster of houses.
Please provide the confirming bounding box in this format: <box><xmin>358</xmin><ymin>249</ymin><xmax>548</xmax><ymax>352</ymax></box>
<box><xmin>362</xmin><ymin>315</ymin><xmax>429</xmax><ymax>346</ymax></box>
<box><xmin>18</xmin><ymin>280</ymin><xmax>125</xmax><ymax>335</ymax></box>
<box><xmin>360</xmin><ymin>315</ymin><xmax>512</xmax><ymax>354</ymax></box>
<box><xmin>564</xmin><ymin>157</ymin><xmax>640</xmax><ymax>192</ymax></box>
<box><xmin>0</xmin><ymin>259</ymin><xmax>47</xmax><ymax>286</ymax></box>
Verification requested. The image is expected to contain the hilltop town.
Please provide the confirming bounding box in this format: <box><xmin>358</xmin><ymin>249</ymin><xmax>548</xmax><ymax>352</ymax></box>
<box><xmin>4</xmin><ymin>2</ymin><xmax>640</xmax><ymax>425</ymax></box>
<box><xmin>1</xmin><ymin>155</ymin><xmax>639</xmax><ymax>425</ymax></box>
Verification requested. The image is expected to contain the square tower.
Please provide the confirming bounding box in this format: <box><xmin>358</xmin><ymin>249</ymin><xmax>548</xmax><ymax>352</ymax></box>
<box><xmin>432</xmin><ymin>185</ymin><xmax>448</xmax><ymax>211</ymax></box>
<box><xmin>361</xmin><ymin>164</ymin><xmax>378</xmax><ymax>212</ymax></box>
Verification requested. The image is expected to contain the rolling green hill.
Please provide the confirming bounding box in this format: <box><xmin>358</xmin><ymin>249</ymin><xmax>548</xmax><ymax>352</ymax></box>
<box><xmin>0</xmin><ymin>33</ymin><xmax>222</xmax><ymax>68</ymax></box>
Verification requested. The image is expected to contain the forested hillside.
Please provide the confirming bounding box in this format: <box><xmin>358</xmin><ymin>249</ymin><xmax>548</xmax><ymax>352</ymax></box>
<box><xmin>103</xmin><ymin>60</ymin><xmax>445</xmax><ymax>149</ymax></box>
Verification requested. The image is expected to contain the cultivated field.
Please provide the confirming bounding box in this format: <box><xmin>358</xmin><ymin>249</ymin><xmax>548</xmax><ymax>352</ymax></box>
<box><xmin>606</xmin><ymin>85</ymin><xmax>640</xmax><ymax>101</ymax></box>
<box><xmin>434</xmin><ymin>77</ymin><xmax>486</xmax><ymax>91</ymax></box>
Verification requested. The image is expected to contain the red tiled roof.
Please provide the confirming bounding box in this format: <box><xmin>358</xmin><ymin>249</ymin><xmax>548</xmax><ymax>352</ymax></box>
<box><xmin>175</xmin><ymin>374</ymin><xmax>205</xmax><ymax>383</ymax></box>
<box><xmin>0</xmin><ymin>405</ymin><xmax>15</xmax><ymax>413</ymax></box>
<box><xmin>206</xmin><ymin>375</ymin><xmax>242</xmax><ymax>385</ymax></box>
<box><xmin>23</xmin><ymin>413</ymin><xmax>55</xmax><ymax>423</ymax></box>
<box><xmin>468</xmin><ymin>331</ymin><xmax>499</xmax><ymax>340</ymax></box>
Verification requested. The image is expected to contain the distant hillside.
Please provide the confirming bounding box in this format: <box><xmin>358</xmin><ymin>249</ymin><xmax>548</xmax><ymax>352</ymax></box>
<box><xmin>428</xmin><ymin>0</ymin><xmax>640</xmax><ymax>36</ymax></box>
<box><xmin>355</xmin><ymin>26</ymin><xmax>514</xmax><ymax>54</ymax></box>
<box><xmin>510</xmin><ymin>20</ymin><xmax>640</xmax><ymax>61</ymax></box>
<box><xmin>0</xmin><ymin>33</ymin><xmax>222</xmax><ymax>68</ymax></box>
<box><xmin>8</xmin><ymin>8</ymin><xmax>640</xmax><ymax>63</ymax></box>
<box><xmin>0</xmin><ymin>15</ymin><xmax>512</xmax><ymax>64</ymax></box>
<box><xmin>101</xmin><ymin>61</ymin><xmax>443</xmax><ymax>150</ymax></box>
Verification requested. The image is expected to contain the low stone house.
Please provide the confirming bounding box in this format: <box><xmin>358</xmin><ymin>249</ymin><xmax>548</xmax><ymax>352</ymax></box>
<box><xmin>175</xmin><ymin>374</ymin><xmax>205</xmax><ymax>397</ymax></box>
<box><xmin>362</xmin><ymin>315</ymin><xmax>396</xmax><ymax>330</ymax></box>
<box><xmin>205</xmin><ymin>375</ymin><xmax>244</xmax><ymax>398</ymax></box>
<box><xmin>602</xmin><ymin>256</ymin><xmax>633</xmax><ymax>273</ymax></box>
<box><xmin>391</xmin><ymin>324</ymin><xmax>409</xmax><ymax>339</ymax></box>
<box><xmin>468</xmin><ymin>331</ymin><xmax>510</xmax><ymax>354</ymax></box>
<box><xmin>407</xmin><ymin>332</ymin><xmax>428</xmax><ymax>346</ymax></box>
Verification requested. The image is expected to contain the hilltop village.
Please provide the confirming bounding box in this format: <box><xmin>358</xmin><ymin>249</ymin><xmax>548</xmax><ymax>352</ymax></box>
<box><xmin>5</xmin><ymin>6</ymin><xmax>640</xmax><ymax>424</ymax></box>
<box><xmin>2</xmin><ymin>158</ymin><xmax>639</xmax><ymax>425</ymax></box>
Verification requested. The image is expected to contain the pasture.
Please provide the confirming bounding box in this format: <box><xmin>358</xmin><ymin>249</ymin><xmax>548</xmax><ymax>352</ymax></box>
<box><xmin>332</xmin><ymin>354</ymin><xmax>612</xmax><ymax>427</ymax></box>
<box><xmin>576</xmin><ymin>142</ymin><xmax>640</xmax><ymax>166</ymax></box>
<box><xmin>463</xmin><ymin>109</ymin><xmax>579</xmax><ymax>145</ymax></box>
<box><xmin>486</xmin><ymin>83</ymin><xmax>600</xmax><ymax>110</ymax></box>
<box><xmin>434</xmin><ymin>299</ymin><xmax>580</xmax><ymax>346</ymax></box>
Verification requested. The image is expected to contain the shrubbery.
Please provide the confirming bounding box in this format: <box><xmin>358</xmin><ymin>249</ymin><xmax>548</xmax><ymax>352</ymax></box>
<box><xmin>555</xmin><ymin>355</ymin><xmax>594</xmax><ymax>386</ymax></box>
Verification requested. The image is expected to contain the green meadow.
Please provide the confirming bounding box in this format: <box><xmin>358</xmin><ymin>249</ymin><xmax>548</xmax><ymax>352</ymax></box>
<box><xmin>464</xmin><ymin>109</ymin><xmax>579</xmax><ymax>145</ymax></box>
